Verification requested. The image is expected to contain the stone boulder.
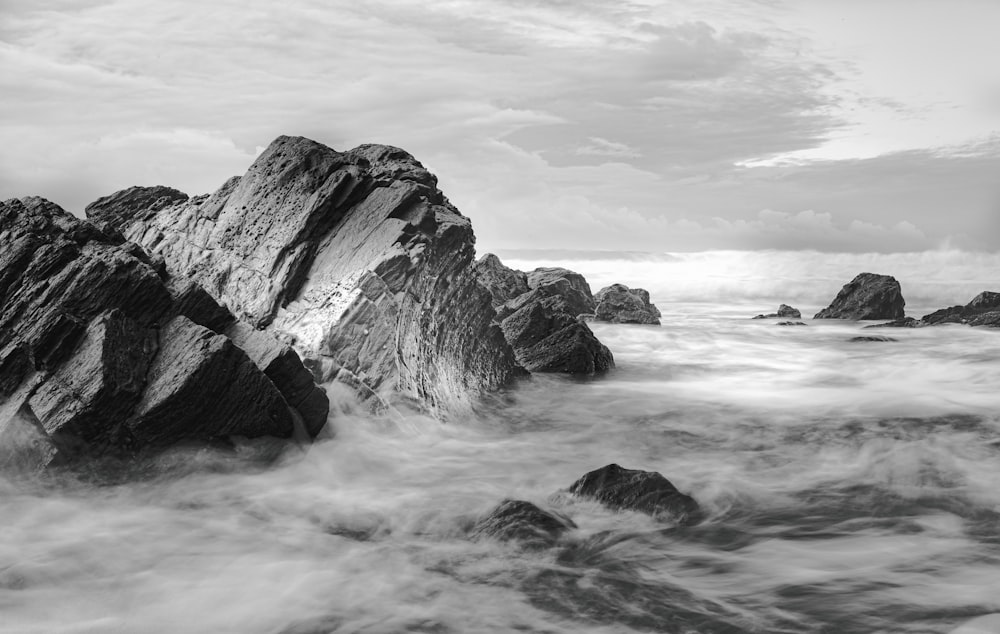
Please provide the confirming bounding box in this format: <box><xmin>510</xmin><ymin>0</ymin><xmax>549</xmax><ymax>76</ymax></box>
<box><xmin>96</xmin><ymin>136</ymin><xmax>521</xmax><ymax>415</ymax></box>
<box><xmin>753</xmin><ymin>304</ymin><xmax>801</xmax><ymax>319</ymax></box>
<box><xmin>0</xmin><ymin>197</ymin><xmax>327</xmax><ymax>467</ymax></box>
<box><xmin>470</xmin><ymin>499</ymin><xmax>576</xmax><ymax>548</ymax></box>
<box><xmin>592</xmin><ymin>284</ymin><xmax>661</xmax><ymax>325</ymax></box>
<box><xmin>814</xmin><ymin>273</ymin><xmax>905</xmax><ymax>320</ymax></box>
<box><xmin>525</xmin><ymin>267</ymin><xmax>596</xmax><ymax>317</ymax></box>
<box><xmin>922</xmin><ymin>291</ymin><xmax>1000</xmax><ymax>326</ymax></box>
<box><xmin>568</xmin><ymin>463</ymin><xmax>701</xmax><ymax>524</ymax></box>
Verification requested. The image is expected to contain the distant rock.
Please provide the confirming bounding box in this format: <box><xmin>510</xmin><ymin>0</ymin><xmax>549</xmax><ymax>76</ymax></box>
<box><xmin>814</xmin><ymin>273</ymin><xmax>905</xmax><ymax>320</ymax></box>
<box><xmin>568</xmin><ymin>463</ymin><xmax>701</xmax><ymax>523</ymax></box>
<box><xmin>922</xmin><ymin>291</ymin><xmax>1000</xmax><ymax>327</ymax></box>
<box><xmin>478</xmin><ymin>256</ymin><xmax>614</xmax><ymax>374</ymax></box>
<box><xmin>865</xmin><ymin>317</ymin><xmax>920</xmax><ymax>329</ymax></box>
<box><xmin>753</xmin><ymin>304</ymin><xmax>801</xmax><ymax>319</ymax></box>
<box><xmin>776</xmin><ymin>321</ymin><xmax>807</xmax><ymax>326</ymax></box>
<box><xmin>471</xmin><ymin>499</ymin><xmax>576</xmax><ymax>548</ymax></box>
<box><xmin>591</xmin><ymin>284</ymin><xmax>661</xmax><ymax>325</ymax></box>
<box><xmin>849</xmin><ymin>335</ymin><xmax>897</xmax><ymax>342</ymax></box>
<box><xmin>93</xmin><ymin>136</ymin><xmax>522</xmax><ymax>414</ymax></box>
<box><xmin>0</xmin><ymin>197</ymin><xmax>327</xmax><ymax>468</ymax></box>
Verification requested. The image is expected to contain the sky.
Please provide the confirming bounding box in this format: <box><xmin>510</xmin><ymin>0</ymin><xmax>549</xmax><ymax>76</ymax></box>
<box><xmin>2</xmin><ymin>0</ymin><xmax>999</xmax><ymax>253</ymax></box>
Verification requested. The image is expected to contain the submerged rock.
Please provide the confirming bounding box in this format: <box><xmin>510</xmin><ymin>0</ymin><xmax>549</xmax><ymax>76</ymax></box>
<box><xmin>592</xmin><ymin>284</ymin><xmax>661</xmax><ymax>325</ymax></box>
<box><xmin>814</xmin><ymin>273</ymin><xmax>905</xmax><ymax>320</ymax></box>
<box><xmin>753</xmin><ymin>304</ymin><xmax>801</xmax><ymax>319</ymax></box>
<box><xmin>849</xmin><ymin>335</ymin><xmax>898</xmax><ymax>342</ymax></box>
<box><xmin>0</xmin><ymin>197</ymin><xmax>327</xmax><ymax>466</ymax></box>
<box><xmin>96</xmin><ymin>136</ymin><xmax>521</xmax><ymax>414</ymax></box>
<box><xmin>568</xmin><ymin>463</ymin><xmax>701</xmax><ymax>523</ymax></box>
<box><xmin>776</xmin><ymin>321</ymin><xmax>807</xmax><ymax>327</ymax></box>
<box><xmin>471</xmin><ymin>499</ymin><xmax>576</xmax><ymax>547</ymax></box>
<box><xmin>865</xmin><ymin>317</ymin><xmax>920</xmax><ymax>329</ymax></box>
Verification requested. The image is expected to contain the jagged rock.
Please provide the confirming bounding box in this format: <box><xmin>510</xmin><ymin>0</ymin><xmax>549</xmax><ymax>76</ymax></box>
<box><xmin>568</xmin><ymin>463</ymin><xmax>701</xmax><ymax>523</ymax></box>
<box><xmin>776</xmin><ymin>321</ymin><xmax>807</xmax><ymax>326</ymax></box>
<box><xmin>922</xmin><ymin>291</ymin><xmax>1000</xmax><ymax>326</ymax></box>
<box><xmin>474</xmin><ymin>254</ymin><xmax>528</xmax><ymax>307</ymax></box>
<box><xmin>814</xmin><ymin>273</ymin><xmax>905</xmax><ymax>320</ymax></box>
<box><xmin>753</xmin><ymin>304</ymin><xmax>801</xmax><ymax>319</ymax></box>
<box><xmin>592</xmin><ymin>284</ymin><xmax>661</xmax><ymax>325</ymax></box>
<box><xmin>525</xmin><ymin>267</ymin><xmax>595</xmax><ymax>317</ymax></box>
<box><xmin>0</xmin><ymin>197</ymin><xmax>327</xmax><ymax>464</ymax></box>
<box><xmin>470</xmin><ymin>499</ymin><xmax>576</xmax><ymax>548</ymax></box>
<box><xmin>99</xmin><ymin>136</ymin><xmax>521</xmax><ymax>414</ymax></box>
<box><xmin>849</xmin><ymin>335</ymin><xmax>897</xmax><ymax>342</ymax></box>
<box><xmin>85</xmin><ymin>185</ymin><xmax>189</xmax><ymax>232</ymax></box>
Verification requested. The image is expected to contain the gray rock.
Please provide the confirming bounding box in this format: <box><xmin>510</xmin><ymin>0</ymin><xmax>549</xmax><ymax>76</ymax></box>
<box><xmin>814</xmin><ymin>273</ymin><xmax>905</xmax><ymax>320</ymax></box>
<box><xmin>753</xmin><ymin>304</ymin><xmax>801</xmax><ymax>319</ymax></box>
<box><xmin>849</xmin><ymin>335</ymin><xmax>898</xmax><ymax>342</ymax></box>
<box><xmin>525</xmin><ymin>267</ymin><xmax>595</xmax><ymax>316</ymax></box>
<box><xmin>568</xmin><ymin>463</ymin><xmax>701</xmax><ymax>524</ymax></box>
<box><xmin>865</xmin><ymin>317</ymin><xmax>920</xmax><ymax>329</ymax></box>
<box><xmin>776</xmin><ymin>321</ymin><xmax>808</xmax><ymax>326</ymax></box>
<box><xmin>922</xmin><ymin>291</ymin><xmax>1000</xmax><ymax>326</ymax></box>
<box><xmin>593</xmin><ymin>284</ymin><xmax>661</xmax><ymax>325</ymax></box>
<box><xmin>474</xmin><ymin>254</ymin><xmax>528</xmax><ymax>307</ymax></box>
<box><xmin>471</xmin><ymin>499</ymin><xmax>576</xmax><ymax>548</ymax></box>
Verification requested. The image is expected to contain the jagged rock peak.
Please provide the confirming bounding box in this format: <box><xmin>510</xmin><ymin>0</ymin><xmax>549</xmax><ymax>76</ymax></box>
<box><xmin>814</xmin><ymin>273</ymin><xmax>905</xmax><ymax>320</ymax></box>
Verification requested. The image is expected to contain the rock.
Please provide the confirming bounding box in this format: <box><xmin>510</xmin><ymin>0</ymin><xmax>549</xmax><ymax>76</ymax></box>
<box><xmin>849</xmin><ymin>335</ymin><xmax>897</xmax><ymax>342</ymax></box>
<box><xmin>968</xmin><ymin>311</ymin><xmax>1000</xmax><ymax>327</ymax></box>
<box><xmin>568</xmin><ymin>463</ymin><xmax>701</xmax><ymax>523</ymax></box>
<box><xmin>474</xmin><ymin>254</ymin><xmax>528</xmax><ymax>307</ymax></box>
<box><xmin>592</xmin><ymin>284</ymin><xmax>661</xmax><ymax>325</ymax></box>
<box><xmin>922</xmin><ymin>291</ymin><xmax>1000</xmax><ymax>327</ymax></box>
<box><xmin>753</xmin><ymin>304</ymin><xmax>801</xmax><ymax>319</ymax></box>
<box><xmin>97</xmin><ymin>136</ymin><xmax>521</xmax><ymax>415</ymax></box>
<box><xmin>0</xmin><ymin>197</ymin><xmax>326</xmax><ymax>464</ymax></box>
<box><xmin>525</xmin><ymin>267</ymin><xmax>595</xmax><ymax>317</ymax></box>
<box><xmin>776</xmin><ymin>321</ymin><xmax>807</xmax><ymax>326</ymax></box>
<box><xmin>814</xmin><ymin>273</ymin><xmax>905</xmax><ymax>320</ymax></box>
<box><xmin>471</xmin><ymin>499</ymin><xmax>576</xmax><ymax>548</ymax></box>
<box><xmin>865</xmin><ymin>317</ymin><xmax>920</xmax><ymax>329</ymax></box>
<box><xmin>85</xmin><ymin>185</ymin><xmax>189</xmax><ymax>231</ymax></box>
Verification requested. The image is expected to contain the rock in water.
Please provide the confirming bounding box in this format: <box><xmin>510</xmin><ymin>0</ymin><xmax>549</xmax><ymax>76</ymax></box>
<box><xmin>592</xmin><ymin>284</ymin><xmax>661</xmax><ymax>325</ymax></box>
<box><xmin>95</xmin><ymin>136</ymin><xmax>521</xmax><ymax>414</ymax></box>
<box><xmin>849</xmin><ymin>335</ymin><xmax>897</xmax><ymax>342</ymax></box>
<box><xmin>814</xmin><ymin>273</ymin><xmax>905</xmax><ymax>320</ymax></box>
<box><xmin>753</xmin><ymin>304</ymin><xmax>801</xmax><ymax>319</ymax></box>
<box><xmin>471</xmin><ymin>499</ymin><xmax>576</xmax><ymax>548</ymax></box>
<box><xmin>922</xmin><ymin>291</ymin><xmax>1000</xmax><ymax>327</ymax></box>
<box><xmin>568</xmin><ymin>463</ymin><xmax>701</xmax><ymax>523</ymax></box>
<box><xmin>0</xmin><ymin>197</ymin><xmax>327</xmax><ymax>466</ymax></box>
<box><xmin>525</xmin><ymin>267</ymin><xmax>596</xmax><ymax>317</ymax></box>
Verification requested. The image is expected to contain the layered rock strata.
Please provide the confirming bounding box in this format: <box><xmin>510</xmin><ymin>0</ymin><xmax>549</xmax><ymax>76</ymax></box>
<box><xmin>0</xmin><ymin>197</ymin><xmax>328</xmax><ymax>470</ymax></box>
<box><xmin>90</xmin><ymin>137</ymin><xmax>522</xmax><ymax>414</ymax></box>
<box><xmin>814</xmin><ymin>273</ymin><xmax>905</xmax><ymax>320</ymax></box>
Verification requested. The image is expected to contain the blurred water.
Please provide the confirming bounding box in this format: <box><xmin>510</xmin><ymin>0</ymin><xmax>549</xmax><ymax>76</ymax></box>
<box><xmin>3</xmin><ymin>254</ymin><xmax>1000</xmax><ymax>633</ymax></box>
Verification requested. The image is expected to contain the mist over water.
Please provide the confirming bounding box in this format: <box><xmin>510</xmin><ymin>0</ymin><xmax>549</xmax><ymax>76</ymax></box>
<box><xmin>4</xmin><ymin>252</ymin><xmax>1000</xmax><ymax>633</ymax></box>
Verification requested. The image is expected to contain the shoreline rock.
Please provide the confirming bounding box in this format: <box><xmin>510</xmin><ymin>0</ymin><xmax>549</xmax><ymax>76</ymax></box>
<box><xmin>753</xmin><ymin>304</ymin><xmax>800</xmax><ymax>319</ymax></box>
<box><xmin>814</xmin><ymin>273</ymin><xmax>905</xmax><ymax>320</ymax></box>
<box><xmin>568</xmin><ymin>463</ymin><xmax>701</xmax><ymax>524</ymax></box>
<box><xmin>591</xmin><ymin>284</ymin><xmax>661</xmax><ymax>325</ymax></box>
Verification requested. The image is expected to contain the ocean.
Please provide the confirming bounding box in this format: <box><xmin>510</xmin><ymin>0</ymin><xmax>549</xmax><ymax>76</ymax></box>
<box><xmin>3</xmin><ymin>250</ymin><xmax>1000</xmax><ymax>634</ymax></box>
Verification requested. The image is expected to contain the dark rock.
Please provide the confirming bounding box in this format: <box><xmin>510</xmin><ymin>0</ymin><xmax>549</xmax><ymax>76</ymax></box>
<box><xmin>753</xmin><ymin>304</ymin><xmax>801</xmax><ymax>319</ymax></box>
<box><xmin>865</xmin><ymin>317</ymin><xmax>920</xmax><ymax>329</ymax></box>
<box><xmin>85</xmin><ymin>185</ymin><xmax>189</xmax><ymax>229</ymax></box>
<box><xmin>471</xmin><ymin>499</ymin><xmax>576</xmax><ymax>547</ymax></box>
<box><xmin>849</xmin><ymin>335</ymin><xmax>897</xmax><ymax>342</ymax></box>
<box><xmin>922</xmin><ymin>291</ymin><xmax>1000</xmax><ymax>327</ymax></box>
<box><xmin>968</xmin><ymin>311</ymin><xmax>1000</xmax><ymax>327</ymax></box>
<box><xmin>474</xmin><ymin>254</ymin><xmax>528</xmax><ymax>307</ymax></box>
<box><xmin>126</xmin><ymin>316</ymin><xmax>295</xmax><ymax>447</ymax></box>
<box><xmin>776</xmin><ymin>321</ymin><xmax>807</xmax><ymax>326</ymax></box>
<box><xmin>814</xmin><ymin>273</ymin><xmax>905</xmax><ymax>320</ymax></box>
<box><xmin>592</xmin><ymin>284</ymin><xmax>661</xmax><ymax>325</ymax></box>
<box><xmin>568</xmin><ymin>463</ymin><xmax>701</xmax><ymax>523</ymax></box>
<box><xmin>513</xmin><ymin>320</ymin><xmax>614</xmax><ymax>374</ymax></box>
<box><xmin>526</xmin><ymin>267</ymin><xmax>596</xmax><ymax>317</ymax></box>
<box><xmin>101</xmin><ymin>136</ymin><xmax>522</xmax><ymax>415</ymax></box>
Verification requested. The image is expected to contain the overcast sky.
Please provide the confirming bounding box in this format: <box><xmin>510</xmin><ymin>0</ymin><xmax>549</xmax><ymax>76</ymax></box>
<box><xmin>2</xmin><ymin>0</ymin><xmax>999</xmax><ymax>252</ymax></box>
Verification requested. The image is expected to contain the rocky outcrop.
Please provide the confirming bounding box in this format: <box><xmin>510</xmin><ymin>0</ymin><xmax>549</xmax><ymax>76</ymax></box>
<box><xmin>776</xmin><ymin>321</ymin><xmax>807</xmax><ymax>326</ymax></box>
<box><xmin>591</xmin><ymin>284</ymin><xmax>661</xmax><ymax>325</ymax></box>
<box><xmin>753</xmin><ymin>304</ymin><xmax>801</xmax><ymax>319</ymax></box>
<box><xmin>471</xmin><ymin>499</ymin><xmax>576</xmax><ymax>548</ymax></box>
<box><xmin>0</xmin><ymin>197</ymin><xmax>328</xmax><ymax>470</ymax></box>
<box><xmin>866</xmin><ymin>292</ymin><xmax>1000</xmax><ymax>329</ymax></box>
<box><xmin>568</xmin><ymin>463</ymin><xmax>701</xmax><ymax>524</ymax></box>
<box><xmin>849</xmin><ymin>335</ymin><xmax>897</xmax><ymax>342</ymax></box>
<box><xmin>814</xmin><ymin>273</ymin><xmax>905</xmax><ymax>320</ymax></box>
<box><xmin>96</xmin><ymin>137</ymin><xmax>522</xmax><ymax>414</ymax></box>
<box><xmin>476</xmin><ymin>256</ymin><xmax>613</xmax><ymax>374</ymax></box>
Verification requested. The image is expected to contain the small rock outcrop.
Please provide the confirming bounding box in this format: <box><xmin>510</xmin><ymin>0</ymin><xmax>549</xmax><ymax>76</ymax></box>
<box><xmin>776</xmin><ymin>321</ymin><xmax>807</xmax><ymax>327</ymax></box>
<box><xmin>591</xmin><ymin>284</ymin><xmax>661</xmax><ymax>325</ymax></box>
<box><xmin>470</xmin><ymin>499</ymin><xmax>576</xmax><ymax>548</ymax></box>
<box><xmin>753</xmin><ymin>304</ymin><xmax>801</xmax><ymax>319</ymax></box>
<box><xmin>849</xmin><ymin>335</ymin><xmax>897</xmax><ymax>342</ymax></box>
<box><xmin>92</xmin><ymin>137</ymin><xmax>522</xmax><ymax>414</ymax></box>
<box><xmin>814</xmin><ymin>273</ymin><xmax>905</xmax><ymax>320</ymax></box>
<box><xmin>922</xmin><ymin>291</ymin><xmax>1000</xmax><ymax>326</ymax></box>
<box><xmin>568</xmin><ymin>463</ymin><xmax>701</xmax><ymax>524</ymax></box>
<box><xmin>0</xmin><ymin>197</ymin><xmax>328</xmax><ymax>470</ymax></box>
<box><xmin>476</xmin><ymin>256</ymin><xmax>614</xmax><ymax>374</ymax></box>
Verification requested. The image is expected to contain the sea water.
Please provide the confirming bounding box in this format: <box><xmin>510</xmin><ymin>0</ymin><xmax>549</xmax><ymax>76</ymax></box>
<box><xmin>2</xmin><ymin>251</ymin><xmax>1000</xmax><ymax>634</ymax></box>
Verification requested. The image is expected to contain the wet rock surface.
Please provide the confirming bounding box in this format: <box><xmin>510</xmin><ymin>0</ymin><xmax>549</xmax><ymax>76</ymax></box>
<box><xmin>471</xmin><ymin>499</ymin><xmax>576</xmax><ymax>547</ymax></box>
<box><xmin>569</xmin><ymin>463</ymin><xmax>701</xmax><ymax>524</ymax></box>
<box><xmin>0</xmin><ymin>197</ymin><xmax>327</xmax><ymax>467</ymax></box>
<box><xmin>850</xmin><ymin>335</ymin><xmax>898</xmax><ymax>342</ymax></box>
<box><xmin>814</xmin><ymin>273</ymin><xmax>905</xmax><ymax>320</ymax></box>
<box><xmin>866</xmin><ymin>291</ymin><xmax>1000</xmax><ymax>329</ymax></box>
<box><xmin>592</xmin><ymin>283</ymin><xmax>661</xmax><ymax>325</ymax></box>
<box><xmin>776</xmin><ymin>321</ymin><xmax>808</xmax><ymax>326</ymax></box>
<box><xmin>753</xmin><ymin>304</ymin><xmax>801</xmax><ymax>319</ymax></box>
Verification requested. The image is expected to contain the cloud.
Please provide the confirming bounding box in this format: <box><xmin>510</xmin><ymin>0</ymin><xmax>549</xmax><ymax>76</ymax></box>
<box><xmin>575</xmin><ymin>137</ymin><xmax>642</xmax><ymax>158</ymax></box>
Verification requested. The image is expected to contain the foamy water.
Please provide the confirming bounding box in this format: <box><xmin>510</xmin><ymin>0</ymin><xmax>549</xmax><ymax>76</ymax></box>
<box><xmin>3</xmin><ymin>253</ymin><xmax>1000</xmax><ymax>633</ymax></box>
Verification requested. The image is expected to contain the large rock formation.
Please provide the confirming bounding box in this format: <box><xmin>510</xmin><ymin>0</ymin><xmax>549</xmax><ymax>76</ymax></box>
<box><xmin>591</xmin><ymin>283</ymin><xmax>661</xmax><ymax>325</ymax></box>
<box><xmin>90</xmin><ymin>137</ymin><xmax>523</xmax><ymax>414</ymax></box>
<box><xmin>0</xmin><ymin>197</ymin><xmax>328</xmax><ymax>470</ymax></box>
<box><xmin>475</xmin><ymin>256</ymin><xmax>614</xmax><ymax>374</ymax></box>
<box><xmin>814</xmin><ymin>273</ymin><xmax>905</xmax><ymax>320</ymax></box>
